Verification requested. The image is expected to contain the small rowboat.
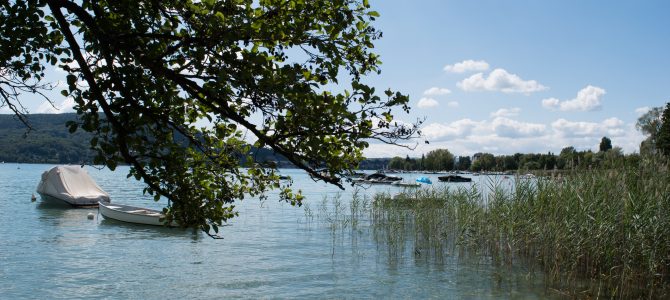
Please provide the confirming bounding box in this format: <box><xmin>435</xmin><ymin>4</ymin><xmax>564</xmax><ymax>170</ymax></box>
<box><xmin>98</xmin><ymin>201</ymin><xmax>175</xmax><ymax>226</ymax></box>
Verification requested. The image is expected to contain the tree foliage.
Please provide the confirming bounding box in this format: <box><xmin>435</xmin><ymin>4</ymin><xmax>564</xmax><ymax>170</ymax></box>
<box><xmin>636</xmin><ymin>106</ymin><xmax>663</xmax><ymax>155</ymax></box>
<box><xmin>0</xmin><ymin>0</ymin><xmax>65</xmax><ymax>128</ymax></box>
<box><xmin>599</xmin><ymin>136</ymin><xmax>612</xmax><ymax>152</ymax></box>
<box><xmin>657</xmin><ymin>103</ymin><xmax>670</xmax><ymax>157</ymax></box>
<box><xmin>1</xmin><ymin>0</ymin><xmax>420</xmax><ymax>235</ymax></box>
<box><xmin>424</xmin><ymin>149</ymin><xmax>454</xmax><ymax>171</ymax></box>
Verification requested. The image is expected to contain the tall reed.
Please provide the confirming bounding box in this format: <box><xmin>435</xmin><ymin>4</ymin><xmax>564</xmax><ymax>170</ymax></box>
<box><xmin>370</xmin><ymin>157</ymin><xmax>670</xmax><ymax>298</ymax></box>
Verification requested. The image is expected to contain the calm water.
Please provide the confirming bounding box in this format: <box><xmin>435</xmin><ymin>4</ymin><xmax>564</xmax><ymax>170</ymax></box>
<box><xmin>0</xmin><ymin>163</ymin><xmax>551</xmax><ymax>299</ymax></box>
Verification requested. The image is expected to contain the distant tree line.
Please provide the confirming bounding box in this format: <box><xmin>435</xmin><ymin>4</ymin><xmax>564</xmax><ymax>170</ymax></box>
<box><xmin>386</xmin><ymin>145</ymin><xmax>638</xmax><ymax>172</ymax></box>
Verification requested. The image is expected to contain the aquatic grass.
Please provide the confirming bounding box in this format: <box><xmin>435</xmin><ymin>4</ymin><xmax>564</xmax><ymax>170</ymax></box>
<box><xmin>304</xmin><ymin>160</ymin><xmax>669</xmax><ymax>298</ymax></box>
<box><xmin>368</xmin><ymin>158</ymin><xmax>670</xmax><ymax>298</ymax></box>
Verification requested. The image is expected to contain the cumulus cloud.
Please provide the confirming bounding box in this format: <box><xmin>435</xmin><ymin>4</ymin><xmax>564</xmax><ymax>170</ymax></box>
<box><xmin>551</xmin><ymin>117</ymin><xmax>624</xmax><ymax>138</ymax></box>
<box><xmin>542</xmin><ymin>85</ymin><xmax>605</xmax><ymax>111</ymax></box>
<box><xmin>365</xmin><ymin>118</ymin><xmax>645</xmax><ymax>157</ymax></box>
<box><xmin>421</xmin><ymin>119</ymin><xmax>484</xmax><ymax>141</ymax></box>
<box><xmin>423</xmin><ymin>87</ymin><xmax>452</xmax><ymax>96</ymax></box>
<box><xmin>635</xmin><ymin>106</ymin><xmax>650</xmax><ymax>115</ymax></box>
<box><xmin>447</xmin><ymin>101</ymin><xmax>459</xmax><ymax>108</ymax></box>
<box><xmin>364</xmin><ymin>115</ymin><xmax>642</xmax><ymax>157</ymax></box>
<box><xmin>491</xmin><ymin>117</ymin><xmax>546</xmax><ymax>138</ymax></box>
<box><xmin>36</xmin><ymin>97</ymin><xmax>76</xmax><ymax>114</ymax></box>
<box><xmin>443</xmin><ymin>59</ymin><xmax>489</xmax><ymax>73</ymax></box>
<box><xmin>457</xmin><ymin>68</ymin><xmax>547</xmax><ymax>94</ymax></box>
<box><xmin>417</xmin><ymin>97</ymin><xmax>439</xmax><ymax>108</ymax></box>
<box><xmin>490</xmin><ymin>107</ymin><xmax>521</xmax><ymax>118</ymax></box>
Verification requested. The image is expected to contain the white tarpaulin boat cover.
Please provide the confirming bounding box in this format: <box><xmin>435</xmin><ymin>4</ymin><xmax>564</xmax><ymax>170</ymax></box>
<box><xmin>36</xmin><ymin>165</ymin><xmax>110</xmax><ymax>206</ymax></box>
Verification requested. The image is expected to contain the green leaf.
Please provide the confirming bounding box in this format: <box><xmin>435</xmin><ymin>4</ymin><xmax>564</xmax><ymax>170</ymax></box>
<box><xmin>66</xmin><ymin>74</ymin><xmax>77</xmax><ymax>86</ymax></box>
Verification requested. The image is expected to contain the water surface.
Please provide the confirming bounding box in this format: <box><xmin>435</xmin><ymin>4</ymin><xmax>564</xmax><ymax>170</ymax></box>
<box><xmin>0</xmin><ymin>164</ymin><xmax>551</xmax><ymax>299</ymax></box>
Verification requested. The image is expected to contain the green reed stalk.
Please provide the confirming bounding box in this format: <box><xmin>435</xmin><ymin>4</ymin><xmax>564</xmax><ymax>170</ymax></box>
<box><xmin>369</xmin><ymin>156</ymin><xmax>670</xmax><ymax>298</ymax></box>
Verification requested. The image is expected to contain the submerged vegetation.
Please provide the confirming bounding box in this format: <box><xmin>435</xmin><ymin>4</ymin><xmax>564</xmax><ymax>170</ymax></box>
<box><xmin>309</xmin><ymin>156</ymin><xmax>670</xmax><ymax>298</ymax></box>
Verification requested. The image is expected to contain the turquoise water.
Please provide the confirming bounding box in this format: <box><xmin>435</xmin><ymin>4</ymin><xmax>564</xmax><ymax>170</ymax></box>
<box><xmin>0</xmin><ymin>163</ymin><xmax>550</xmax><ymax>299</ymax></box>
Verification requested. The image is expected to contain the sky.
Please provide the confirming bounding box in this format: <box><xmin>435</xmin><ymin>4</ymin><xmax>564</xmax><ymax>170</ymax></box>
<box><xmin>2</xmin><ymin>1</ymin><xmax>669</xmax><ymax>158</ymax></box>
<box><xmin>362</xmin><ymin>0</ymin><xmax>670</xmax><ymax>157</ymax></box>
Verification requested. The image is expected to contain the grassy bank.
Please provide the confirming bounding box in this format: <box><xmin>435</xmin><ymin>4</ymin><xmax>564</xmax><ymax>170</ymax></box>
<box><xmin>371</xmin><ymin>157</ymin><xmax>670</xmax><ymax>298</ymax></box>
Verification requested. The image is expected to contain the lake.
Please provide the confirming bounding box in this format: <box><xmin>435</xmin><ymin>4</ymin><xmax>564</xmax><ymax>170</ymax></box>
<box><xmin>0</xmin><ymin>163</ymin><xmax>553</xmax><ymax>299</ymax></box>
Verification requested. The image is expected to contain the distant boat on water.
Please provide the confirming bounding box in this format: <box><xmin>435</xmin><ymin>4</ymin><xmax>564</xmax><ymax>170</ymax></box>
<box><xmin>353</xmin><ymin>172</ymin><xmax>402</xmax><ymax>184</ymax></box>
<box><xmin>438</xmin><ymin>175</ymin><xmax>472</xmax><ymax>183</ymax></box>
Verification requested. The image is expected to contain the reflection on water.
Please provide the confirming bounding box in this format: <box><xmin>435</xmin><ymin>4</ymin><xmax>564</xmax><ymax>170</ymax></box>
<box><xmin>0</xmin><ymin>164</ymin><xmax>556</xmax><ymax>299</ymax></box>
<box><xmin>305</xmin><ymin>191</ymin><xmax>555</xmax><ymax>299</ymax></box>
<box><xmin>98</xmin><ymin>218</ymin><xmax>199</xmax><ymax>240</ymax></box>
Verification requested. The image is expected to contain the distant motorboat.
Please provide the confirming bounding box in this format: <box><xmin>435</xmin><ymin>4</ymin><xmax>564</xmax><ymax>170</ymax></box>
<box><xmin>355</xmin><ymin>172</ymin><xmax>402</xmax><ymax>184</ymax></box>
<box><xmin>391</xmin><ymin>181</ymin><xmax>421</xmax><ymax>187</ymax></box>
<box><xmin>438</xmin><ymin>175</ymin><xmax>472</xmax><ymax>183</ymax></box>
<box><xmin>36</xmin><ymin>165</ymin><xmax>110</xmax><ymax>207</ymax></box>
<box><xmin>99</xmin><ymin>201</ymin><xmax>175</xmax><ymax>226</ymax></box>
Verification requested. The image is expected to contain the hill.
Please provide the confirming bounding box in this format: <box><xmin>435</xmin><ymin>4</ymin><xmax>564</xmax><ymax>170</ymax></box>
<box><xmin>0</xmin><ymin>113</ymin><xmax>95</xmax><ymax>164</ymax></box>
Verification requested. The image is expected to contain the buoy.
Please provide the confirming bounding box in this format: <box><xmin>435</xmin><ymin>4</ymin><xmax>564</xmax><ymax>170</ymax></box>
<box><xmin>31</xmin><ymin>194</ymin><xmax>36</xmax><ymax>202</ymax></box>
<box><xmin>87</xmin><ymin>213</ymin><xmax>95</xmax><ymax>220</ymax></box>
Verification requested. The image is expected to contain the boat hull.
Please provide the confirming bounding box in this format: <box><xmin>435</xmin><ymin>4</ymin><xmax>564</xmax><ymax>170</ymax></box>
<box><xmin>38</xmin><ymin>193</ymin><xmax>100</xmax><ymax>208</ymax></box>
<box><xmin>99</xmin><ymin>202</ymin><xmax>175</xmax><ymax>226</ymax></box>
<box><xmin>390</xmin><ymin>182</ymin><xmax>421</xmax><ymax>187</ymax></box>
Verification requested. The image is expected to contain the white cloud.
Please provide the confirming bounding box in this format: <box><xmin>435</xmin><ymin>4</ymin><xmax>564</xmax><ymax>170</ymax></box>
<box><xmin>444</xmin><ymin>60</ymin><xmax>490</xmax><ymax>73</ymax></box>
<box><xmin>363</xmin><ymin>115</ymin><xmax>643</xmax><ymax>158</ymax></box>
<box><xmin>417</xmin><ymin>97</ymin><xmax>439</xmax><ymax>108</ymax></box>
<box><xmin>36</xmin><ymin>97</ymin><xmax>76</xmax><ymax>114</ymax></box>
<box><xmin>491</xmin><ymin>117</ymin><xmax>546</xmax><ymax>138</ymax></box>
<box><xmin>490</xmin><ymin>107</ymin><xmax>521</xmax><ymax>118</ymax></box>
<box><xmin>551</xmin><ymin>117</ymin><xmax>624</xmax><ymax>138</ymax></box>
<box><xmin>457</xmin><ymin>68</ymin><xmax>547</xmax><ymax>94</ymax></box>
<box><xmin>423</xmin><ymin>87</ymin><xmax>452</xmax><ymax>96</ymax></box>
<box><xmin>542</xmin><ymin>85</ymin><xmax>605</xmax><ymax>111</ymax></box>
<box><xmin>421</xmin><ymin>119</ymin><xmax>484</xmax><ymax>141</ymax></box>
<box><xmin>447</xmin><ymin>101</ymin><xmax>459</xmax><ymax>108</ymax></box>
<box><xmin>635</xmin><ymin>106</ymin><xmax>650</xmax><ymax>115</ymax></box>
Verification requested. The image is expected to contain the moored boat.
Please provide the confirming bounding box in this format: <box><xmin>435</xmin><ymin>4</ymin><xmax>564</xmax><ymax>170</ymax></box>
<box><xmin>355</xmin><ymin>172</ymin><xmax>402</xmax><ymax>184</ymax></box>
<box><xmin>437</xmin><ymin>175</ymin><xmax>472</xmax><ymax>182</ymax></box>
<box><xmin>99</xmin><ymin>201</ymin><xmax>175</xmax><ymax>226</ymax></box>
<box><xmin>36</xmin><ymin>165</ymin><xmax>110</xmax><ymax>207</ymax></box>
<box><xmin>390</xmin><ymin>181</ymin><xmax>421</xmax><ymax>187</ymax></box>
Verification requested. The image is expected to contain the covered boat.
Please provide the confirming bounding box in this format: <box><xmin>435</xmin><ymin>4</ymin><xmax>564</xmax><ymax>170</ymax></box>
<box><xmin>36</xmin><ymin>165</ymin><xmax>110</xmax><ymax>207</ymax></box>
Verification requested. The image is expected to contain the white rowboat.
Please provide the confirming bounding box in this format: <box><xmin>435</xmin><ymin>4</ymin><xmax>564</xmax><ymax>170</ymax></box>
<box><xmin>99</xmin><ymin>201</ymin><xmax>175</xmax><ymax>226</ymax></box>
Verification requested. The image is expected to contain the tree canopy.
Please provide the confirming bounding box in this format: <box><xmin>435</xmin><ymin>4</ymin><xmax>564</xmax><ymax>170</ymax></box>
<box><xmin>636</xmin><ymin>106</ymin><xmax>664</xmax><ymax>155</ymax></box>
<box><xmin>657</xmin><ymin>103</ymin><xmax>670</xmax><ymax>156</ymax></box>
<box><xmin>1</xmin><ymin>0</ymin><xmax>419</xmax><ymax>235</ymax></box>
<box><xmin>599</xmin><ymin>136</ymin><xmax>612</xmax><ymax>152</ymax></box>
<box><xmin>424</xmin><ymin>149</ymin><xmax>454</xmax><ymax>171</ymax></box>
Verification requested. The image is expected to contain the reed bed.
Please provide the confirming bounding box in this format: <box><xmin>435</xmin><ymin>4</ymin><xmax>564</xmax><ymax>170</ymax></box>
<box><xmin>369</xmin><ymin>157</ymin><xmax>670</xmax><ymax>299</ymax></box>
<box><xmin>306</xmin><ymin>157</ymin><xmax>669</xmax><ymax>298</ymax></box>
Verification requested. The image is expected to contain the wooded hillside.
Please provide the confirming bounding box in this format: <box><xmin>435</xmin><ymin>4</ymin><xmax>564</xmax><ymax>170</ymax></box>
<box><xmin>0</xmin><ymin>113</ymin><xmax>95</xmax><ymax>163</ymax></box>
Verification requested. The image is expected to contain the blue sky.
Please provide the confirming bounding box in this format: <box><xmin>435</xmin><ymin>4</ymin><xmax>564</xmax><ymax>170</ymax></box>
<box><xmin>363</xmin><ymin>0</ymin><xmax>670</xmax><ymax>157</ymax></box>
<box><xmin>3</xmin><ymin>1</ymin><xmax>669</xmax><ymax>158</ymax></box>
